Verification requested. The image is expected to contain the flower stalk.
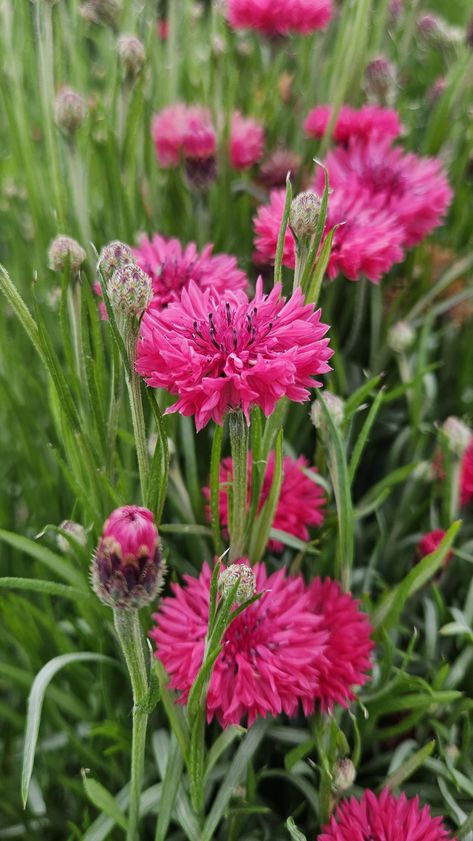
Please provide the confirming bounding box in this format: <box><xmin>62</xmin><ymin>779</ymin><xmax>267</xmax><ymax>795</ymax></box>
<box><xmin>125</xmin><ymin>327</ymin><xmax>150</xmax><ymax>505</ymax></box>
<box><xmin>228</xmin><ymin>410</ymin><xmax>249</xmax><ymax>561</ymax></box>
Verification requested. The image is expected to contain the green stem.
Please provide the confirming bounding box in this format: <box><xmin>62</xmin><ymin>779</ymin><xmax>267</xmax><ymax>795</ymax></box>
<box><xmin>293</xmin><ymin>239</ymin><xmax>311</xmax><ymax>291</ymax></box>
<box><xmin>67</xmin><ymin>281</ymin><xmax>84</xmax><ymax>385</ymax></box>
<box><xmin>228</xmin><ymin>410</ymin><xmax>249</xmax><ymax>561</ymax></box>
<box><xmin>125</xmin><ymin>328</ymin><xmax>150</xmax><ymax>505</ymax></box>
<box><xmin>113</xmin><ymin>609</ymin><xmax>149</xmax><ymax>841</ymax></box>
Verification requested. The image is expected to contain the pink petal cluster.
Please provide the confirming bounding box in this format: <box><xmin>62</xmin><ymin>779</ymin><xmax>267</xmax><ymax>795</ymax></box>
<box><xmin>136</xmin><ymin>278</ymin><xmax>333</xmax><ymax>430</ymax></box>
<box><xmin>417</xmin><ymin>528</ymin><xmax>452</xmax><ymax>562</ymax></box>
<box><xmin>204</xmin><ymin>451</ymin><xmax>325</xmax><ymax>551</ymax></box>
<box><xmin>253</xmin><ymin>186</ymin><xmax>404</xmax><ymax>283</ymax></box>
<box><xmin>133</xmin><ymin>233</ymin><xmax>248</xmax><ymax>310</ymax></box>
<box><xmin>226</xmin><ymin>0</ymin><xmax>333</xmax><ymax>36</ymax></box>
<box><xmin>151</xmin><ymin>563</ymin><xmax>373</xmax><ymax>726</ymax></box>
<box><xmin>320</xmin><ymin>137</ymin><xmax>452</xmax><ymax>248</ymax></box>
<box><xmin>100</xmin><ymin>505</ymin><xmax>158</xmax><ymax>560</ymax></box>
<box><xmin>230</xmin><ymin>111</ymin><xmax>265</xmax><ymax>169</ymax></box>
<box><xmin>461</xmin><ymin>439</ymin><xmax>473</xmax><ymax>507</ymax></box>
<box><xmin>304</xmin><ymin>104</ymin><xmax>402</xmax><ymax>144</ymax></box>
<box><xmin>151</xmin><ymin>104</ymin><xmax>216</xmax><ymax>167</ymax></box>
<box><xmin>319</xmin><ymin>789</ymin><xmax>455</xmax><ymax>841</ymax></box>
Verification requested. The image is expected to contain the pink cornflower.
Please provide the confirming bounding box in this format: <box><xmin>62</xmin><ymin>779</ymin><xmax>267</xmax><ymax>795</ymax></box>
<box><xmin>204</xmin><ymin>451</ymin><xmax>325</xmax><ymax>551</ymax></box>
<box><xmin>151</xmin><ymin>562</ymin><xmax>373</xmax><ymax>726</ymax></box>
<box><xmin>134</xmin><ymin>233</ymin><xmax>248</xmax><ymax>310</ymax></box>
<box><xmin>226</xmin><ymin>0</ymin><xmax>333</xmax><ymax>36</ymax></box>
<box><xmin>461</xmin><ymin>439</ymin><xmax>473</xmax><ymax>507</ymax></box>
<box><xmin>321</xmin><ymin>137</ymin><xmax>452</xmax><ymax>248</ymax></box>
<box><xmin>307</xmin><ymin>577</ymin><xmax>374</xmax><ymax>710</ymax></box>
<box><xmin>319</xmin><ymin>788</ymin><xmax>455</xmax><ymax>841</ymax></box>
<box><xmin>136</xmin><ymin>278</ymin><xmax>333</xmax><ymax>431</ymax></box>
<box><xmin>151</xmin><ymin>104</ymin><xmax>216</xmax><ymax>167</ymax></box>
<box><xmin>304</xmin><ymin>104</ymin><xmax>402</xmax><ymax>145</ymax></box>
<box><xmin>417</xmin><ymin>528</ymin><xmax>452</xmax><ymax>562</ymax></box>
<box><xmin>253</xmin><ymin>186</ymin><xmax>404</xmax><ymax>283</ymax></box>
<box><xmin>230</xmin><ymin>112</ymin><xmax>265</xmax><ymax>169</ymax></box>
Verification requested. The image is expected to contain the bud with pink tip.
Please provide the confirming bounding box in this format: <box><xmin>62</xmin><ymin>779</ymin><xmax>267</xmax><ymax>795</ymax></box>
<box><xmin>98</xmin><ymin>240</ymin><xmax>136</xmax><ymax>280</ymax></box>
<box><xmin>91</xmin><ymin>506</ymin><xmax>165</xmax><ymax>608</ymax></box>
<box><xmin>218</xmin><ymin>562</ymin><xmax>256</xmax><ymax>605</ymax></box>
<box><xmin>54</xmin><ymin>86</ymin><xmax>88</xmax><ymax>134</ymax></box>
<box><xmin>333</xmin><ymin>758</ymin><xmax>356</xmax><ymax>792</ymax></box>
<box><xmin>48</xmin><ymin>234</ymin><xmax>86</xmax><ymax>274</ymax></box>
<box><xmin>57</xmin><ymin>520</ymin><xmax>87</xmax><ymax>553</ymax></box>
<box><xmin>107</xmin><ymin>264</ymin><xmax>152</xmax><ymax>319</ymax></box>
<box><xmin>365</xmin><ymin>56</ymin><xmax>397</xmax><ymax>103</ymax></box>
<box><xmin>118</xmin><ymin>35</ymin><xmax>146</xmax><ymax>76</ymax></box>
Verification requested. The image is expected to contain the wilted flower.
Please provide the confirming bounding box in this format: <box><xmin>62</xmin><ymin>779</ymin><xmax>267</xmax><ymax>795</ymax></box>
<box><xmin>226</xmin><ymin>0</ymin><xmax>333</xmax><ymax>37</ymax></box>
<box><xmin>304</xmin><ymin>104</ymin><xmax>402</xmax><ymax>145</ymax></box>
<box><xmin>54</xmin><ymin>86</ymin><xmax>88</xmax><ymax>133</ymax></box>
<box><xmin>48</xmin><ymin>235</ymin><xmax>86</xmax><ymax>273</ymax></box>
<box><xmin>204</xmin><ymin>451</ymin><xmax>326</xmax><ymax>551</ymax></box>
<box><xmin>218</xmin><ymin>562</ymin><xmax>256</xmax><ymax>604</ymax></box>
<box><xmin>230</xmin><ymin>112</ymin><xmax>265</xmax><ymax>170</ymax></box>
<box><xmin>118</xmin><ymin>35</ymin><xmax>145</xmax><ymax>75</ymax></box>
<box><xmin>136</xmin><ymin>278</ymin><xmax>333</xmax><ymax>430</ymax></box>
<box><xmin>134</xmin><ymin>233</ymin><xmax>248</xmax><ymax>310</ymax></box>
<box><xmin>319</xmin><ymin>789</ymin><xmax>455</xmax><ymax>841</ymax></box>
<box><xmin>388</xmin><ymin>320</ymin><xmax>415</xmax><ymax>353</ymax></box>
<box><xmin>57</xmin><ymin>520</ymin><xmax>87</xmax><ymax>553</ymax></box>
<box><xmin>289</xmin><ymin>191</ymin><xmax>321</xmax><ymax>239</ymax></box>
<box><xmin>91</xmin><ymin>506</ymin><xmax>164</xmax><ymax>609</ymax></box>
<box><xmin>107</xmin><ymin>264</ymin><xmax>152</xmax><ymax>319</ymax></box>
<box><xmin>152</xmin><ymin>563</ymin><xmax>372</xmax><ymax>726</ymax></box>
<box><xmin>441</xmin><ymin>416</ymin><xmax>472</xmax><ymax>456</ymax></box>
<box><xmin>311</xmin><ymin>392</ymin><xmax>345</xmax><ymax>429</ymax></box>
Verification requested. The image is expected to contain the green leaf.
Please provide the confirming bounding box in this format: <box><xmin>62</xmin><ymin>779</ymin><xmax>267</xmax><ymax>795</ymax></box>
<box><xmin>269</xmin><ymin>529</ymin><xmax>319</xmax><ymax>555</ymax></box>
<box><xmin>0</xmin><ymin>529</ymin><xmax>85</xmax><ymax>588</ymax></box>
<box><xmin>348</xmin><ymin>388</ymin><xmax>385</xmax><ymax>483</ymax></box>
<box><xmin>209</xmin><ymin>424</ymin><xmax>224</xmax><ymax>554</ymax></box>
<box><xmin>300</xmin><ymin>159</ymin><xmax>330</xmax><ymax>295</ymax></box>
<box><xmin>373</xmin><ymin>521</ymin><xmax>461</xmax><ymax>631</ymax></box>
<box><xmin>286</xmin><ymin>817</ymin><xmax>308</xmax><ymax>841</ymax></box>
<box><xmin>81</xmin><ymin>772</ymin><xmax>128</xmax><ymax>831</ymax></box>
<box><xmin>0</xmin><ymin>577</ymin><xmax>91</xmax><ymax>602</ymax></box>
<box><xmin>380</xmin><ymin>740</ymin><xmax>435</xmax><ymax>790</ymax></box>
<box><xmin>274</xmin><ymin>174</ymin><xmax>292</xmax><ymax>286</ymax></box>
<box><xmin>205</xmin><ymin>725</ymin><xmax>246</xmax><ymax>778</ymax></box>
<box><xmin>343</xmin><ymin>374</ymin><xmax>383</xmax><ymax>418</ymax></box>
<box><xmin>22</xmin><ymin>653</ymin><xmax>115</xmax><ymax>808</ymax></box>
<box><xmin>154</xmin><ymin>736</ymin><xmax>184</xmax><ymax>841</ymax></box>
<box><xmin>153</xmin><ymin>659</ymin><xmax>190</xmax><ymax>764</ymax></box>
<box><xmin>304</xmin><ymin>224</ymin><xmax>338</xmax><ymax>307</ymax></box>
<box><xmin>249</xmin><ymin>428</ymin><xmax>283</xmax><ymax>563</ymax></box>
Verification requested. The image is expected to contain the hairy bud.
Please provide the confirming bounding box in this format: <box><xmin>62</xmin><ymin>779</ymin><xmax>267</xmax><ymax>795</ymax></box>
<box><xmin>219</xmin><ymin>563</ymin><xmax>256</xmax><ymax>605</ymax></box>
<box><xmin>289</xmin><ymin>191</ymin><xmax>321</xmax><ymax>239</ymax></box>
<box><xmin>118</xmin><ymin>35</ymin><xmax>146</xmax><ymax>76</ymax></box>
<box><xmin>54</xmin><ymin>86</ymin><xmax>88</xmax><ymax>133</ymax></box>
<box><xmin>48</xmin><ymin>234</ymin><xmax>86</xmax><ymax>273</ymax></box>
<box><xmin>107</xmin><ymin>264</ymin><xmax>152</xmax><ymax>318</ymax></box>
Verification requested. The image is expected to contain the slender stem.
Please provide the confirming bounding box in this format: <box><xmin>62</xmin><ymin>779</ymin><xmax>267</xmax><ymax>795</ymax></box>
<box><xmin>113</xmin><ymin>609</ymin><xmax>149</xmax><ymax>841</ymax></box>
<box><xmin>293</xmin><ymin>239</ymin><xmax>311</xmax><ymax>292</ymax></box>
<box><xmin>67</xmin><ymin>281</ymin><xmax>84</xmax><ymax>385</ymax></box>
<box><xmin>228</xmin><ymin>410</ymin><xmax>249</xmax><ymax>561</ymax></box>
<box><xmin>125</xmin><ymin>328</ymin><xmax>150</xmax><ymax>505</ymax></box>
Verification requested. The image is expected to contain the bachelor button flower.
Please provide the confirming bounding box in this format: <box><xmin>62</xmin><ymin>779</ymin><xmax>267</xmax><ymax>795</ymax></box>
<box><xmin>57</xmin><ymin>520</ymin><xmax>87</xmax><ymax>553</ymax></box>
<box><xmin>289</xmin><ymin>190</ymin><xmax>321</xmax><ymax>240</ymax></box>
<box><xmin>218</xmin><ymin>562</ymin><xmax>256</xmax><ymax>604</ymax></box>
<box><xmin>107</xmin><ymin>264</ymin><xmax>152</xmax><ymax>319</ymax></box>
<box><xmin>226</xmin><ymin>0</ymin><xmax>333</xmax><ymax>37</ymax></box>
<box><xmin>417</xmin><ymin>529</ymin><xmax>453</xmax><ymax>567</ymax></box>
<box><xmin>54</xmin><ymin>86</ymin><xmax>88</xmax><ymax>133</ymax></box>
<box><xmin>364</xmin><ymin>56</ymin><xmax>397</xmax><ymax>103</ymax></box>
<box><xmin>307</xmin><ymin>577</ymin><xmax>374</xmax><ymax>710</ymax></box>
<box><xmin>460</xmin><ymin>439</ymin><xmax>473</xmax><ymax>507</ymax></box>
<box><xmin>333</xmin><ymin>758</ymin><xmax>356</xmax><ymax>793</ymax></box>
<box><xmin>311</xmin><ymin>392</ymin><xmax>345</xmax><ymax>429</ymax></box>
<box><xmin>258</xmin><ymin>148</ymin><xmax>302</xmax><ymax>189</ymax></box>
<box><xmin>98</xmin><ymin>240</ymin><xmax>136</xmax><ymax>280</ymax></box>
<box><xmin>80</xmin><ymin>0</ymin><xmax>120</xmax><ymax>27</ymax></box>
<box><xmin>320</xmin><ymin>138</ymin><xmax>453</xmax><ymax>249</ymax></box>
<box><xmin>319</xmin><ymin>788</ymin><xmax>456</xmax><ymax>841</ymax></box>
<box><xmin>151</xmin><ymin>562</ymin><xmax>328</xmax><ymax>726</ymax></box>
<box><xmin>204</xmin><ymin>451</ymin><xmax>326</xmax><ymax>551</ymax></box>
<box><xmin>441</xmin><ymin>416</ymin><xmax>472</xmax><ymax>457</ymax></box>
<box><xmin>230</xmin><ymin>112</ymin><xmax>265</xmax><ymax>169</ymax></box>
<box><xmin>133</xmin><ymin>233</ymin><xmax>248</xmax><ymax>310</ymax></box>
<box><xmin>136</xmin><ymin>278</ymin><xmax>333</xmax><ymax>431</ymax></box>
<box><xmin>388</xmin><ymin>320</ymin><xmax>415</xmax><ymax>353</ymax></box>
<box><xmin>304</xmin><ymin>104</ymin><xmax>402</xmax><ymax>145</ymax></box>
<box><xmin>48</xmin><ymin>235</ymin><xmax>86</xmax><ymax>274</ymax></box>
<box><xmin>118</xmin><ymin>34</ymin><xmax>146</xmax><ymax>76</ymax></box>
<box><xmin>253</xmin><ymin>185</ymin><xmax>405</xmax><ymax>284</ymax></box>
<box><xmin>91</xmin><ymin>506</ymin><xmax>164</xmax><ymax>609</ymax></box>
<box><xmin>151</xmin><ymin>104</ymin><xmax>217</xmax><ymax>186</ymax></box>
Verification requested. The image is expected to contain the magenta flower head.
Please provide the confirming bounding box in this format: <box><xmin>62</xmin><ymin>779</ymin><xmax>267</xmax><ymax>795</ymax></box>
<box><xmin>136</xmin><ymin>279</ymin><xmax>333</xmax><ymax>431</ymax></box>
<box><xmin>319</xmin><ymin>789</ymin><xmax>456</xmax><ymax>841</ymax></box>
<box><xmin>151</xmin><ymin>104</ymin><xmax>217</xmax><ymax>186</ymax></box>
<box><xmin>304</xmin><ymin>104</ymin><xmax>402</xmax><ymax>145</ymax></box>
<box><xmin>204</xmin><ymin>451</ymin><xmax>326</xmax><ymax>551</ymax></box>
<box><xmin>133</xmin><ymin>233</ymin><xmax>248</xmax><ymax>310</ymax></box>
<box><xmin>461</xmin><ymin>439</ymin><xmax>473</xmax><ymax>507</ymax></box>
<box><xmin>226</xmin><ymin>0</ymin><xmax>333</xmax><ymax>37</ymax></box>
<box><xmin>151</xmin><ymin>563</ymin><xmax>373</xmax><ymax>726</ymax></box>
<box><xmin>230</xmin><ymin>112</ymin><xmax>265</xmax><ymax>170</ymax></box>
<box><xmin>417</xmin><ymin>529</ymin><xmax>453</xmax><ymax>567</ymax></box>
<box><xmin>91</xmin><ymin>506</ymin><xmax>164</xmax><ymax>609</ymax></box>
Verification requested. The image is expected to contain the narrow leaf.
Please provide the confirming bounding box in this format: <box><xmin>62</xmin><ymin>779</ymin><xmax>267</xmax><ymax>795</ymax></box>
<box><xmin>81</xmin><ymin>773</ymin><xmax>128</xmax><ymax>831</ymax></box>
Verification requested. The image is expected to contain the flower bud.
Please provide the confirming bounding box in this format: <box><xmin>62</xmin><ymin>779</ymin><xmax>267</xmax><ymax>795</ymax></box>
<box><xmin>218</xmin><ymin>563</ymin><xmax>256</xmax><ymax>605</ymax></box>
<box><xmin>57</xmin><ymin>520</ymin><xmax>87</xmax><ymax>553</ymax></box>
<box><xmin>54</xmin><ymin>86</ymin><xmax>88</xmax><ymax>133</ymax></box>
<box><xmin>91</xmin><ymin>506</ymin><xmax>164</xmax><ymax>609</ymax></box>
<box><xmin>48</xmin><ymin>234</ymin><xmax>86</xmax><ymax>273</ymax></box>
<box><xmin>107</xmin><ymin>264</ymin><xmax>152</xmax><ymax>318</ymax></box>
<box><xmin>80</xmin><ymin>0</ymin><xmax>120</xmax><ymax>27</ymax></box>
<box><xmin>388</xmin><ymin>320</ymin><xmax>415</xmax><ymax>354</ymax></box>
<box><xmin>98</xmin><ymin>240</ymin><xmax>136</xmax><ymax>280</ymax></box>
<box><xmin>118</xmin><ymin>35</ymin><xmax>146</xmax><ymax>76</ymax></box>
<box><xmin>311</xmin><ymin>392</ymin><xmax>345</xmax><ymax>430</ymax></box>
<box><xmin>364</xmin><ymin>56</ymin><xmax>397</xmax><ymax>103</ymax></box>
<box><xmin>289</xmin><ymin>191</ymin><xmax>321</xmax><ymax>240</ymax></box>
<box><xmin>258</xmin><ymin>149</ymin><xmax>301</xmax><ymax>190</ymax></box>
<box><xmin>333</xmin><ymin>758</ymin><xmax>356</xmax><ymax>792</ymax></box>
<box><xmin>441</xmin><ymin>416</ymin><xmax>472</xmax><ymax>456</ymax></box>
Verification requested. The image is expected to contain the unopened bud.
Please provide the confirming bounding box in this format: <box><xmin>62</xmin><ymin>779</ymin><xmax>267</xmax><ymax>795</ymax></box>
<box><xmin>441</xmin><ymin>416</ymin><xmax>472</xmax><ymax>456</ymax></box>
<box><xmin>289</xmin><ymin>191</ymin><xmax>321</xmax><ymax>239</ymax></box>
<box><xmin>57</xmin><ymin>520</ymin><xmax>87</xmax><ymax>553</ymax></box>
<box><xmin>54</xmin><ymin>86</ymin><xmax>88</xmax><ymax>133</ymax></box>
<box><xmin>219</xmin><ymin>563</ymin><xmax>256</xmax><ymax>605</ymax></box>
<box><xmin>388</xmin><ymin>320</ymin><xmax>415</xmax><ymax>353</ymax></box>
<box><xmin>48</xmin><ymin>234</ymin><xmax>86</xmax><ymax>273</ymax></box>
<box><xmin>118</xmin><ymin>35</ymin><xmax>145</xmax><ymax>75</ymax></box>
<box><xmin>108</xmin><ymin>264</ymin><xmax>152</xmax><ymax>318</ymax></box>
<box><xmin>311</xmin><ymin>392</ymin><xmax>345</xmax><ymax>430</ymax></box>
<box><xmin>333</xmin><ymin>759</ymin><xmax>356</xmax><ymax>792</ymax></box>
<box><xmin>80</xmin><ymin>0</ymin><xmax>121</xmax><ymax>27</ymax></box>
<box><xmin>365</xmin><ymin>56</ymin><xmax>397</xmax><ymax>102</ymax></box>
<box><xmin>98</xmin><ymin>240</ymin><xmax>136</xmax><ymax>280</ymax></box>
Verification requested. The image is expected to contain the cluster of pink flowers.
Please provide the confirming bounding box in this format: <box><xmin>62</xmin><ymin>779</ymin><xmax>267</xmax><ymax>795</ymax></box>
<box><xmin>151</xmin><ymin>562</ymin><xmax>373</xmax><ymax>726</ymax></box>
<box><xmin>226</xmin><ymin>0</ymin><xmax>333</xmax><ymax>36</ymax></box>
<box><xmin>204</xmin><ymin>451</ymin><xmax>325</xmax><ymax>550</ymax></box>
<box><xmin>319</xmin><ymin>789</ymin><xmax>455</xmax><ymax>841</ymax></box>
<box><xmin>136</xmin><ymin>278</ymin><xmax>333</xmax><ymax>430</ymax></box>
<box><xmin>254</xmin><ymin>105</ymin><xmax>452</xmax><ymax>284</ymax></box>
<box><xmin>152</xmin><ymin>103</ymin><xmax>264</xmax><ymax>172</ymax></box>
